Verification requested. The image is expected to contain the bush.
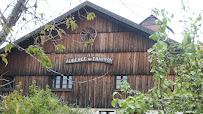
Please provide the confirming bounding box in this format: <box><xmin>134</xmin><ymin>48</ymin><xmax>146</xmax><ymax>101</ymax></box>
<box><xmin>0</xmin><ymin>80</ymin><xmax>91</xmax><ymax>114</ymax></box>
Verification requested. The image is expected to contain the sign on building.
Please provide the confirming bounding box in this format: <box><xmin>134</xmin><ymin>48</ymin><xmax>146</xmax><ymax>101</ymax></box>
<box><xmin>65</xmin><ymin>56</ymin><xmax>113</xmax><ymax>64</ymax></box>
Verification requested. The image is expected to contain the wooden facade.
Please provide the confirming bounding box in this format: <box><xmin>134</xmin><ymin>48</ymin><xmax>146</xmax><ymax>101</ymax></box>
<box><xmin>0</xmin><ymin>1</ymin><xmax>176</xmax><ymax>108</ymax></box>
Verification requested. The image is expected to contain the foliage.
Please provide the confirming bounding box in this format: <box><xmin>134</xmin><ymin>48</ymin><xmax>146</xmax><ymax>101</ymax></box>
<box><xmin>112</xmin><ymin>5</ymin><xmax>203</xmax><ymax>114</ymax></box>
<box><xmin>84</xmin><ymin>39</ymin><xmax>95</xmax><ymax>47</ymax></box>
<box><xmin>55</xmin><ymin>44</ymin><xmax>66</xmax><ymax>52</ymax></box>
<box><xmin>27</xmin><ymin>45</ymin><xmax>53</xmax><ymax>67</ymax></box>
<box><xmin>0</xmin><ymin>43</ymin><xmax>13</xmax><ymax>66</ymax></box>
<box><xmin>4</xmin><ymin>43</ymin><xmax>14</xmax><ymax>53</ymax></box>
<box><xmin>112</xmin><ymin>82</ymin><xmax>152</xmax><ymax>114</ymax></box>
<box><xmin>0</xmin><ymin>81</ymin><xmax>91</xmax><ymax>114</ymax></box>
<box><xmin>1</xmin><ymin>56</ymin><xmax>8</xmax><ymax>66</ymax></box>
<box><xmin>87</xmin><ymin>13</ymin><xmax>96</xmax><ymax>20</ymax></box>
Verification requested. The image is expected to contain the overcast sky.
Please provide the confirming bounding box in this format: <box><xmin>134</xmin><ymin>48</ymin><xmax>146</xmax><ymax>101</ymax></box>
<box><xmin>0</xmin><ymin>0</ymin><xmax>203</xmax><ymax>44</ymax></box>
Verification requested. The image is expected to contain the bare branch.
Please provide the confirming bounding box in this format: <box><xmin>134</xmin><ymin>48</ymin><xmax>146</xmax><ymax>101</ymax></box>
<box><xmin>0</xmin><ymin>78</ymin><xmax>15</xmax><ymax>88</ymax></box>
<box><xmin>0</xmin><ymin>71</ymin><xmax>9</xmax><ymax>78</ymax></box>
<box><xmin>0</xmin><ymin>0</ymin><xmax>27</xmax><ymax>46</ymax></box>
<box><xmin>0</xmin><ymin>10</ymin><xmax>7</xmax><ymax>24</ymax></box>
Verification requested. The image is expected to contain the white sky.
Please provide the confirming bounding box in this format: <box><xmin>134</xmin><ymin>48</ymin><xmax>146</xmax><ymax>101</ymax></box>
<box><xmin>0</xmin><ymin>0</ymin><xmax>203</xmax><ymax>45</ymax></box>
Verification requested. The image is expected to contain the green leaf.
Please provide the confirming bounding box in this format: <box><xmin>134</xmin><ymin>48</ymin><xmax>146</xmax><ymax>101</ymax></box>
<box><xmin>159</xmin><ymin>25</ymin><xmax>166</xmax><ymax>33</ymax></box>
<box><xmin>152</xmin><ymin>8</ymin><xmax>159</xmax><ymax>16</ymax></box>
<box><xmin>157</xmin><ymin>41</ymin><xmax>168</xmax><ymax>50</ymax></box>
<box><xmin>177</xmin><ymin>83</ymin><xmax>181</xmax><ymax>88</ymax></box>
<box><xmin>84</xmin><ymin>43</ymin><xmax>88</xmax><ymax>47</ymax></box>
<box><xmin>70</xmin><ymin>20</ymin><xmax>77</xmax><ymax>31</ymax></box>
<box><xmin>55</xmin><ymin>44</ymin><xmax>65</xmax><ymax>52</ymax></box>
<box><xmin>3</xmin><ymin>26</ymin><xmax>12</xmax><ymax>34</ymax></box>
<box><xmin>4</xmin><ymin>43</ymin><xmax>14</xmax><ymax>53</ymax></box>
<box><xmin>162</xmin><ymin>18</ymin><xmax>167</xmax><ymax>25</ymax></box>
<box><xmin>111</xmin><ymin>99</ymin><xmax>117</xmax><ymax>107</ymax></box>
<box><xmin>195</xmin><ymin>79</ymin><xmax>201</xmax><ymax>86</ymax></box>
<box><xmin>153</xmin><ymin>73</ymin><xmax>160</xmax><ymax>81</ymax></box>
<box><xmin>44</xmin><ymin>25</ymin><xmax>49</xmax><ymax>31</ymax></box>
<box><xmin>66</xmin><ymin>19</ymin><xmax>70</xmax><ymax>29</ymax></box>
<box><xmin>87</xmin><ymin>13</ymin><xmax>96</xmax><ymax>20</ymax></box>
<box><xmin>149</xmin><ymin>32</ymin><xmax>159</xmax><ymax>41</ymax></box>
<box><xmin>155</xmin><ymin>20</ymin><xmax>159</xmax><ymax>25</ymax></box>
<box><xmin>182</xmin><ymin>33</ymin><xmax>191</xmax><ymax>45</ymax></box>
<box><xmin>89</xmin><ymin>39</ymin><xmax>94</xmax><ymax>46</ymax></box>
<box><xmin>183</xmin><ymin>82</ymin><xmax>189</xmax><ymax>88</ymax></box>
<box><xmin>147</xmin><ymin>55</ymin><xmax>153</xmax><ymax>62</ymax></box>
<box><xmin>147</xmin><ymin>48</ymin><xmax>154</xmax><ymax>53</ymax></box>
<box><xmin>27</xmin><ymin>45</ymin><xmax>52</xmax><ymax>67</ymax></box>
<box><xmin>40</xmin><ymin>30</ymin><xmax>45</xmax><ymax>35</ymax></box>
<box><xmin>34</xmin><ymin>36</ymin><xmax>39</xmax><ymax>44</ymax></box>
<box><xmin>121</xmin><ymin>101</ymin><xmax>127</xmax><ymax>108</ymax></box>
<box><xmin>2</xmin><ymin>56</ymin><xmax>8</xmax><ymax>66</ymax></box>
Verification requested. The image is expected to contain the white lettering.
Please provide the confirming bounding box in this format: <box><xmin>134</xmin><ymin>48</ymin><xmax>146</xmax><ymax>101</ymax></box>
<box><xmin>66</xmin><ymin>56</ymin><xmax>113</xmax><ymax>64</ymax></box>
<box><xmin>78</xmin><ymin>57</ymin><xmax>81</xmax><ymax>62</ymax></box>
<box><xmin>88</xmin><ymin>58</ymin><xmax>92</xmax><ymax>61</ymax></box>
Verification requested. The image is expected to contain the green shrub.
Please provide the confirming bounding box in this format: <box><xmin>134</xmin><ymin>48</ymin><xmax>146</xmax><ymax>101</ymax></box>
<box><xmin>0</xmin><ymin>80</ymin><xmax>91</xmax><ymax>114</ymax></box>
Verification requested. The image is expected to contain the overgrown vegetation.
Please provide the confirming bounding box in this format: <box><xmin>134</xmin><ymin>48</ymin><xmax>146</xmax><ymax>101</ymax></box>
<box><xmin>112</xmin><ymin>3</ymin><xmax>203</xmax><ymax>114</ymax></box>
<box><xmin>0</xmin><ymin>81</ymin><xmax>92</xmax><ymax>114</ymax></box>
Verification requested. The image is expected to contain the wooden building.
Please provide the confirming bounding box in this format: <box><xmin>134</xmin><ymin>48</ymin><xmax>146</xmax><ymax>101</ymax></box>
<box><xmin>0</xmin><ymin>1</ymin><xmax>177</xmax><ymax>112</ymax></box>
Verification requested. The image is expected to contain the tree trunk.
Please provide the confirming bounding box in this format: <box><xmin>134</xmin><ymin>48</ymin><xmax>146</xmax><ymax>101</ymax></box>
<box><xmin>0</xmin><ymin>0</ymin><xmax>27</xmax><ymax>46</ymax></box>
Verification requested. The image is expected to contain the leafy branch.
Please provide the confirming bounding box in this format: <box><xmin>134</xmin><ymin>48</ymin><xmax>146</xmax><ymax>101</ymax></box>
<box><xmin>112</xmin><ymin>4</ymin><xmax>203</xmax><ymax>114</ymax></box>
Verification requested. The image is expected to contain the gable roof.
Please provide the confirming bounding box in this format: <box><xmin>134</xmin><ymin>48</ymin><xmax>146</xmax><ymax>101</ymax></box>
<box><xmin>0</xmin><ymin>1</ymin><xmax>178</xmax><ymax>53</ymax></box>
<box><xmin>140</xmin><ymin>14</ymin><xmax>175</xmax><ymax>34</ymax></box>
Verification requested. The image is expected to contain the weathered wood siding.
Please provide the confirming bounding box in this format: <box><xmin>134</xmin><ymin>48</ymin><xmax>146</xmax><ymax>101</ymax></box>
<box><xmin>1</xmin><ymin>52</ymin><xmax>148</xmax><ymax>75</ymax></box>
<box><xmin>0</xmin><ymin>52</ymin><xmax>175</xmax><ymax>76</ymax></box>
<box><xmin>12</xmin><ymin>75</ymin><xmax>177</xmax><ymax>108</ymax></box>
<box><xmin>42</xmin><ymin>32</ymin><xmax>154</xmax><ymax>53</ymax></box>
<box><xmin>0</xmin><ymin>9</ymin><xmax>176</xmax><ymax>108</ymax></box>
<box><xmin>15</xmin><ymin>76</ymin><xmax>49</xmax><ymax>93</ymax></box>
<box><xmin>41</xmin><ymin>9</ymin><xmax>154</xmax><ymax>53</ymax></box>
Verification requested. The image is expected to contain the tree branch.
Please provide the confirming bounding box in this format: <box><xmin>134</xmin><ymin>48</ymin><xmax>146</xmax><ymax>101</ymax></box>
<box><xmin>0</xmin><ymin>0</ymin><xmax>27</xmax><ymax>46</ymax></box>
<box><xmin>0</xmin><ymin>10</ymin><xmax>7</xmax><ymax>24</ymax></box>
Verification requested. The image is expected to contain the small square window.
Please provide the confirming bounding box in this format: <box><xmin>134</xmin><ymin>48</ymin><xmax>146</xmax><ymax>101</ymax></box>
<box><xmin>115</xmin><ymin>76</ymin><xmax>128</xmax><ymax>89</ymax></box>
<box><xmin>51</xmin><ymin>76</ymin><xmax>73</xmax><ymax>89</ymax></box>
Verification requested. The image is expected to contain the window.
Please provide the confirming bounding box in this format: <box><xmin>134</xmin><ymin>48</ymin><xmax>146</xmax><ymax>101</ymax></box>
<box><xmin>0</xmin><ymin>76</ymin><xmax>14</xmax><ymax>92</ymax></box>
<box><xmin>99</xmin><ymin>111</ymin><xmax>115</xmax><ymax>114</ymax></box>
<box><xmin>51</xmin><ymin>76</ymin><xmax>72</xmax><ymax>89</ymax></box>
<box><xmin>116</xmin><ymin>76</ymin><xmax>128</xmax><ymax>89</ymax></box>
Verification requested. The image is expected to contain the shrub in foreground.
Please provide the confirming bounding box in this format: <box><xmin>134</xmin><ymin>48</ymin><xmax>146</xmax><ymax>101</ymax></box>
<box><xmin>0</xmin><ymin>81</ymin><xmax>91</xmax><ymax>114</ymax></box>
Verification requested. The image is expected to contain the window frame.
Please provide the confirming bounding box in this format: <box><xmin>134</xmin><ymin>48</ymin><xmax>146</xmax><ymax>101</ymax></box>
<box><xmin>99</xmin><ymin>111</ymin><xmax>115</xmax><ymax>114</ymax></box>
<box><xmin>51</xmin><ymin>76</ymin><xmax>73</xmax><ymax>92</ymax></box>
<box><xmin>115</xmin><ymin>75</ymin><xmax>128</xmax><ymax>89</ymax></box>
<box><xmin>0</xmin><ymin>76</ymin><xmax>14</xmax><ymax>92</ymax></box>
